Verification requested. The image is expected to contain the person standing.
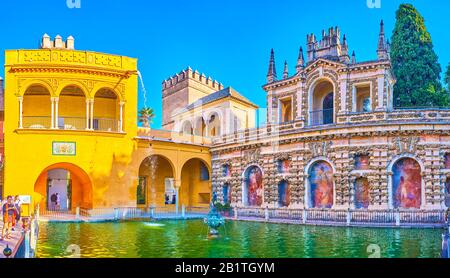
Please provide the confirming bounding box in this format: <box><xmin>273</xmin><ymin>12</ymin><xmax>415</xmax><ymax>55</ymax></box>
<box><xmin>55</xmin><ymin>193</ymin><xmax>61</xmax><ymax>211</ymax></box>
<box><xmin>2</xmin><ymin>196</ymin><xmax>17</xmax><ymax>240</ymax></box>
<box><xmin>14</xmin><ymin>196</ymin><xmax>21</xmax><ymax>229</ymax></box>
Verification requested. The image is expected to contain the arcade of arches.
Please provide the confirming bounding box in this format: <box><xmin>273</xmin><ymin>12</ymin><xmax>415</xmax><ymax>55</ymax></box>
<box><xmin>218</xmin><ymin>156</ymin><xmax>433</xmax><ymax>210</ymax></box>
<box><xmin>138</xmin><ymin>155</ymin><xmax>211</xmax><ymax>208</ymax></box>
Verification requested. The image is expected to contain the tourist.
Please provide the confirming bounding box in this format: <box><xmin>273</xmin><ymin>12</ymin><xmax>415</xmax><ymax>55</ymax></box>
<box><xmin>14</xmin><ymin>196</ymin><xmax>21</xmax><ymax>229</ymax></box>
<box><xmin>2</xmin><ymin>196</ymin><xmax>17</xmax><ymax>240</ymax></box>
<box><xmin>50</xmin><ymin>193</ymin><xmax>57</xmax><ymax>210</ymax></box>
<box><xmin>55</xmin><ymin>193</ymin><xmax>61</xmax><ymax>211</ymax></box>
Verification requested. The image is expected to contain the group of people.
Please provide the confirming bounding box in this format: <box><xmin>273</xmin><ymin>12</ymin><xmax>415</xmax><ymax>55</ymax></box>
<box><xmin>1</xmin><ymin>196</ymin><xmax>22</xmax><ymax>240</ymax></box>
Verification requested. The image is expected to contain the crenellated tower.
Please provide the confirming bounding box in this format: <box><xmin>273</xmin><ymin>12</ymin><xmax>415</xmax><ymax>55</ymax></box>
<box><xmin>162</xmin><ymin>67</ymin><xmax>224</xmax><ymax>130</ymax></box>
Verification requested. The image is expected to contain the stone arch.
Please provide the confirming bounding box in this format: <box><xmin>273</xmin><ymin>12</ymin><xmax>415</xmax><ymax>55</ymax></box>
<box><xmin>55</xmin><ymin>81</ymin><xmax>89</xmax><ymax>98</ymax></box>
<box><xmin>19</xmin><ymin>79</ymin><xmax>54</xmax><ymax>96</ymax></box>
<box><xmin>138</xmin><ymin>154</ymin><xmax>176</xmax><ymax>207</ymax></box>
<box><xmin>193</xmin><ymin>116</ymin><xmax>207</xmax><ymax>136</ymax></box>
<box><xmin>305</xmin><ymin>157</ymin><xmax>335</xmax><ymax>209</ymax></box>
<box><xmin>242</xmin><ymin>164</ymin><xmax>264</xmax><ymax>207</ymax></box>
<box><xmin>388</xmin><ymin>155</ymin><xmax>424</xmax><ymax>209</ymax></box>
<box><xmin>22</xmin><ymin>84</ymin><xmax>52</xmax><ymax>129</ymax></box>
<box><xmin>180</xmin><ymin>120</ymin><xmax>194</xmax><ymax>135</ymax></box>
<box><xmin>307</xmin><ymin>76</ymin><xmax>337</xmax><ymax>126</ymax></box>
<box><xmin>91</xmin><ymin>83</ymin><xmax>123</xmax><ymax>102</ymax></box>
<box><xmin>57</xmin><ymin>85</ymin><xmax>89</xmax><ymax>130</ymax></box>
<box><xmin>34</xmin><ymin>162</ymin><xmax>93</xmax><ymax>212</ymax></box>
<box><xmin>207</xmin><ymin>111</ymin><xmax>221</xmax><ymax>137</ymax></box>
<box><xmin>180</xmin><ymin>158</ymin><xmax>212</xmax><ymax>208</ymax></box>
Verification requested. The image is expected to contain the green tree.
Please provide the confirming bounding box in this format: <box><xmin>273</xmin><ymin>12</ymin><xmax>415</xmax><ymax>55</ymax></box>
<box><xmin>391</xmin><ymin>4</ymin><xmax>448</xmax><ymax>107</ymax></box>
<box><xmin>445</xmin><ymin>63</ymin><xmax>450</xmax><ymax>88</ymax></box>
<box><xmin>138</xmin><ymin>107</ymin><xmax>155</xmax><ymax>128</ymax></box>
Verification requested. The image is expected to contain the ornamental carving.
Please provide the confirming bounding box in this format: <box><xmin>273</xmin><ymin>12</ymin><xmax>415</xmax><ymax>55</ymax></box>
<box><xmin>392</xmin><ymin>136</ymin><xmax>420</xmax><ymax>154</ymax></box>
<box><xmin>308</xmin><ymin>141</ymin><xmax>333</xmax><ymax>157</ymax></box>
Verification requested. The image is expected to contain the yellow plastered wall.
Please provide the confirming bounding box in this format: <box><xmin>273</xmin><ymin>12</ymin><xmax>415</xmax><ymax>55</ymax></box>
<box><xmin>4</xmin><ymin>49</ymin><xmax>212</xmax><ymax>213</ymax></box>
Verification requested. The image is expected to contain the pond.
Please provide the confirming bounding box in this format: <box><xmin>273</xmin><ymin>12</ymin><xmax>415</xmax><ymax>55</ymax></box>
<box><xmin>36</xmin><ymin>220</ymin><xmax>443</xmax><ymax>258</ymax></box>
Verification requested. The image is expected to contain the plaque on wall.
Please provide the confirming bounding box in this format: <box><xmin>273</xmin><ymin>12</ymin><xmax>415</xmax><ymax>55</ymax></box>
<box><xmin>52</xmin><ymin>142</ymin><xmax>77</xmax><ymax>156</ymax></box>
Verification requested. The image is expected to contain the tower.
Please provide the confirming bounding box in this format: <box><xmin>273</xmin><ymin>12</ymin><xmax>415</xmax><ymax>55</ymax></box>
<box><xmin>161</xmin><ymin>68</ymin><xmax>223</xmax><ymax>130</ymax></box>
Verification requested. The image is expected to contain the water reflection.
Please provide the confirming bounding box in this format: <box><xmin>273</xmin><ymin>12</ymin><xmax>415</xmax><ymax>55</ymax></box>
<box><xmin>37</xmin><ymin>220</ymin><xmax>442</xmax><ymax>258</ymax></box>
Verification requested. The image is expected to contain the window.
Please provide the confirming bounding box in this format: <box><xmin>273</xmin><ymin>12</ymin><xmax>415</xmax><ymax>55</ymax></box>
<box><xmin>200</xmin><ymin>163</ymin><xmax>210</xmax><ymax>181</ymax></box>
<box><xmin>222</xmin><ymin>164</ymin><xmax>231</xmax><ymax>177</ymax></box>
<box><xmin>354</xmin><ymin>84</ymin><xmax>371</xmax><ymax>113</ymax></box>
<box><xmin>280</xmin><ymin>97</ymin><xmax>293</xmax><ymax>123</ymax></box>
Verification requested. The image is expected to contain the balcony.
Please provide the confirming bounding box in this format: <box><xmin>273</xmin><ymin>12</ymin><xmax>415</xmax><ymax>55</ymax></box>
<box><xmin>309</xmin><ymin>109</ymin><xmax>334</xmax><ymax>126</ymax></box>
<box><xmin>22</xmin><ymin>116</ymin><xmax>118</xmax><ymax>132</ymax></box>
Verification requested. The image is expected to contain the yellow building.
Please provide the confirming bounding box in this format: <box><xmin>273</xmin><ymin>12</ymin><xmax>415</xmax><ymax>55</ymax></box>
<box><xmin>3</xmin><ymin>35</ymin><xmax>213</xmax><ymax>215</ymax></box>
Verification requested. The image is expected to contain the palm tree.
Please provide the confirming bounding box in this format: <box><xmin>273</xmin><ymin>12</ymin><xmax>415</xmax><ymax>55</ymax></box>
<box><xmin>138</xmin><ymin>107</ymin><xmax>155</xmax><ymax>128</ymax></box>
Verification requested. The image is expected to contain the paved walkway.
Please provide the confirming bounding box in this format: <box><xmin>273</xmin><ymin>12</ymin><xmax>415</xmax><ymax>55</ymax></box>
<box><xmin>0</xmin><ymin>223</ymin><xmax>24</xmax><ymax>258</ymax></box>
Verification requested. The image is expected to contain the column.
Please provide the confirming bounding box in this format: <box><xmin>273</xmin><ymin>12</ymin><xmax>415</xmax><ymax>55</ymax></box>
<box><xmin>50</xmin><ymin>97</ymin><xmax>55</xmax><ymax>129</ymax></box>
<box><xmin>85</xmin><ymin>99</ymin><xmax>90</xmax><ymax>130</ymax></box>
<box><xmin>89</xmin><ymin>99</ymin><xmax>94</xmax><ymax>131</ymax></box>
<box><xmin>54</xmin><ymin>97</ymin><xmax>59</xmax><ymax>129</ymax></box>
<box><xmin>119</xmin><ymin>102</ymin><xmax>125</xmax><ymax>132</ymax></box>
<box><xmin>18</xmin><ymin>97</ymin><xmax>23</xmax><ymax>129</ymax></box>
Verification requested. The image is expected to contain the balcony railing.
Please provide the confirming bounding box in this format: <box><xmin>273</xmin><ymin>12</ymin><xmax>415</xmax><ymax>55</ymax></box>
<box><xmin>23</xmin><ymin>116</ymin><xmax>52</xmax><ymax>129</ymax></box>
<box><xmin>310</xmin><ymin>109</ymin><xmax>333</xmax><ymax>126</ymax></box>
<box><xmin>22</xmin><ymin>116</ymin><xmax>118</xmax><ymax>132</ymax></box>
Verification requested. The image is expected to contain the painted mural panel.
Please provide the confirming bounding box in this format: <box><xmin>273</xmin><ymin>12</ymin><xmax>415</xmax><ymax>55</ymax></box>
<box><xmin>277</xmin><ymin>160</ymin><xmax>290</xmax><ymax>174</ymax></box>
<box><xmin>393</xmin><ymin>158</ymin><xmax>422</xmax><ymax>209</ymax></box>
<box><xmin>354</xmin><ymin>155</ymin><xmax>370</xmax><ymax>170</ymax></box>
<box><xmin>355</xmin><ymin>178</ymin><xmax>370</xmax><ymax>209</ymax></box>
<box><xmin>245</xmin><ymin>166</ymin><xmax>263</xmax><ymax>207</ymax></box>
<box><xmin>278</xmin><ymin>180</ymin><xmax>290</xmax><ymax>207</ymax></box>
<box><xmin>308</xmin><ymin>161</ymin><xmax>334</xmax><ymax>208</ymax></box>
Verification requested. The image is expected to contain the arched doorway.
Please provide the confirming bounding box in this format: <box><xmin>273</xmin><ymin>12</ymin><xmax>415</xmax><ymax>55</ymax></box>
<box><xmin>354</xmin><ymin>177</ymin><xmax>370</xmax><ymax>209</ymax></box>
<box><xmin>180</xmin><ymin>158</ymin><xmax>211</xmax><ymax>208</ymax></box>
<box><xmin>34</xmin><ymin>163</ymin><xmax>92</xmax><ymax>212</ymax></box>
<box><xmin>278</xmin><ymin>180</ymin><xmax>290</xmax><ymax>207</ymax></box>
<box><xmin>243</xmin><ymin>166</ymin><xmax>263</xmax><ymax>207</ymax></box>
<box><xmin>392</xmin><ymin>158</ymin><xmax>422</xmax><ymax>209</ymax></box>
<box><xmin>309</xmin><ymin>79</ymin><xmax>334</xmax><ymax>126</ymax></box>
<box><xmin>138</xmin><ymin>155</ymin><xmax>175</xmax><ymax>207</ymax></box>
<box><xmin>307</xmin><ymin>160</ymin><xmax>334</xmax><ymax>208</ymax></box>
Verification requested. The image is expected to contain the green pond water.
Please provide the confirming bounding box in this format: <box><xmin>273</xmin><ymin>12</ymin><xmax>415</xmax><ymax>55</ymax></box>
<box><xmin>36</xmin><ymin>220</ymin><xmax>444</xmax><ymax>258</ymax></box>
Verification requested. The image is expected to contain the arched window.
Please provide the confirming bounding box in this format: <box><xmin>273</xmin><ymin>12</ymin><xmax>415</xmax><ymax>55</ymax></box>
<box><xmin>278</xmin><ymin>180</ymin><xmax>290</xmax><ymax>207</ymax></box>
<box><xmin>180</xmin><ymin>121</ymin><xmax>193</xmax><ymax>135</ymax></box>
<box><xmin>243</xmin><ymin>166</ymin><xmax>263</xmax><ymax>207</ymax></box>
<box><xmin>23</xmin><ymin>85</ymin><xmax>52</xmax><ymax>129</ymax></box>
<box><xmin>308</xmin><ymin>161</ymin><xmax>334</xmax><ymax>208</ymax></box>
<box><xmin>310</xmin><ymin>80</ymin><xmax>334</xmax><ymax>126</ymax></box>
<box><xmin>208</xmin><ymin>113</ymin><xmax>221</xmax><ymax>137</ymax></box>
<box><xmin>222</xmin><ymin>164</ymin><xmax>231</xmax><ymax>178</ymax></box>
<box><xmin>354</xmin><ymin>177</ymin><xmax>370</xmax><ymax>209</ymax></box>
<box><xmin>392</xmin><ymin>158</ymin><xmax>422</xmax><ymax>209</ymax></box>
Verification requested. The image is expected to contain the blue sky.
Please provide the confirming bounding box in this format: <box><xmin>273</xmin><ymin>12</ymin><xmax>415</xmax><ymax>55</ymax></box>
<box><xmin>1</xmin><ymin>0</ymin><xmax>449</xmax><ymax>128</ymax></box>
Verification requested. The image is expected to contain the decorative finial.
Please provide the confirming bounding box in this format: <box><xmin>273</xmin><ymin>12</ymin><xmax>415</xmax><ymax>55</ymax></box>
<box><xmin>283</xmin><ymin>60</ymin><xmax>289</xmax><ymax>79</ymax></box>
<box><xmin>377</xmin><ymin>19</ymin><xmax>388</xmax><ymax>60</ymax></box>
<box><xmin>296</xmin><ymin>47</ymin><xmax>305</xmax><ymax>73</ymax></box>
<box><xmin>352</xmin><ymin>51</ymin><xmax>356</xmax><ymax>64</ymax></box>
<box><xmin>267</xmin><ymin>49</ymin><xmax>277</xmax><ymax>83</ymax></box>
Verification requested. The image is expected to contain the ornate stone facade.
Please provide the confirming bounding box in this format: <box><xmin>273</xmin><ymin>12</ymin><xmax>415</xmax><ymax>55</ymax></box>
<box><xmin>209</xmin><ymin>22</ymin><xmax>450</xmax><ymax>213</ymax></box>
